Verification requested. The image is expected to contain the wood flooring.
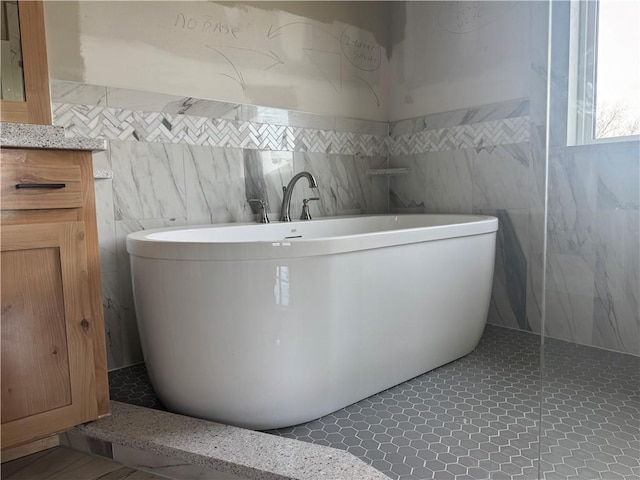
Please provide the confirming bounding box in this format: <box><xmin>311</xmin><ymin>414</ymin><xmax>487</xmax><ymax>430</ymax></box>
<box><xmin>1</xmin><ymin>446</ymin><xmax>165</xmax><ymax>480</ymax></box>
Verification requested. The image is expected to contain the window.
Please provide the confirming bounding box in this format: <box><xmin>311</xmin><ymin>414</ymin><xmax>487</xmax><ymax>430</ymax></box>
<box><xmin>567</xmin><ymin>0</ymin><xmax>640</xmax><ymax>144</ymax></box>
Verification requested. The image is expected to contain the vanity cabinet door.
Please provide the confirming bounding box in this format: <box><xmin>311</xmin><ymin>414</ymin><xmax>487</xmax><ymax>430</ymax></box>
<box><xmin>1</xmin><ymin>221</ymin><xmax>98</xmax><ymax>448</ymax></box>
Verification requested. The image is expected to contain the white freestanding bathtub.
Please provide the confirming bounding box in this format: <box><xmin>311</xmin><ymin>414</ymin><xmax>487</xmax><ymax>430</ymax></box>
<box><xmin>127</xmin><ymin>214</ymin><xmax>498</xmax><ymax>430</ymax></box>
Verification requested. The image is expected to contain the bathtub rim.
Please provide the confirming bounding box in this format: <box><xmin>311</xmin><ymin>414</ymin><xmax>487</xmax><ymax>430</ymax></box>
<box><xmin>126</xmin><ymin>214</ymin><xmax>498</xmax><ymax>261</ymax></box>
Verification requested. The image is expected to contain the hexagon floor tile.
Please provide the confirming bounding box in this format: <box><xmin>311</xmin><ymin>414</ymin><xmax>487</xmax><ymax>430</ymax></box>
<box><xmin>539</xmin><ymin>338</ymin><xmax>640</xmax><ymax>480</ymax></box>
<box><xmin>109</xmin><ymin>363</ymin><xmax>165</xmax><ymax>411</ymax></box>
<box><xmin>108</xmin><ymin>325</ymin><xmax>639</xmax><ymax>480</ymax></box>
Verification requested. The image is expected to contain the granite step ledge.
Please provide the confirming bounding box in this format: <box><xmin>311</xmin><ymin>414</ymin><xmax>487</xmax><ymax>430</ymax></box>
<box><xmin>69</xmin><ymin>401</ymin><xmax>390</xmax><ymax>480</ymax></box>
<box><xmin>0</xmin><ymin>121</ymin><xmax>107</xmax><ymax>151</ymax></box>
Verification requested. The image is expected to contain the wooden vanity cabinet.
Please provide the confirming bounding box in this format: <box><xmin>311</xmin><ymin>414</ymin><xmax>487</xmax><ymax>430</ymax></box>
<box><xmin>0</xmin><ymin>148</ymin><xmax>109</xmax><ymax>450</ymax></box>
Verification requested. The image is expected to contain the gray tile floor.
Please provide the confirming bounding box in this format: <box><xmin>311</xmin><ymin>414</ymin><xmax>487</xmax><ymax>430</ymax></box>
<box><xmin>109</xmin><ymin>325</ymin><xmax>639</xmax><ymax>480</ymax></box>
<box><xmin>539</xmin><ymin>339</ymin><xmax>640</xmax><ymax>480</ymax></box>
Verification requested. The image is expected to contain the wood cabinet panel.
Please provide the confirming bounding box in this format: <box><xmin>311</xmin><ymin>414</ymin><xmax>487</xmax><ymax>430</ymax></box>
<box><xmin>0</xmin><ymin>147</ymin><xmax>109</xmax><ymax>450</ymax></box>
<box><xmin>1</xmin><ymin>164</ymin><xmax>83</xmax><ymax>210</ymax></box>
<box><xmin>1</xmin><ymin>209</ymin><xmax>79</xmax><ymax>226</ymax></box>
<box><xmin>1</xmin><ymin>247</ymin><xmax>72</xmax><ymax>423</ymax></box>
<box><xmin>1</xmin><ymin>222</ymin><xmax>98</xmax><ymax>448</ymax></box>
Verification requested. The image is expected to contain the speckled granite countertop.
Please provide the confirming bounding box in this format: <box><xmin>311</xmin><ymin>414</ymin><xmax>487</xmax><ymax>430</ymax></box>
<box><xmin>76</xmin><ymin>402</ymin><xmax>389</xmax><ymax>480</ymax></box>
<box><xmin>0</xmin><ymin>122</ymin><xmax>107</xmax><ymax>151</ymax></box>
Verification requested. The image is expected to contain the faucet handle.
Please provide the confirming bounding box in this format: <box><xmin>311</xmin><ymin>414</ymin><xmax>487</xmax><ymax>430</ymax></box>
<box><xmin>300</xmin><ymin>197</ymin><xmax>320</xmax><ymax>220</ymax></box>
<box><xmin>248</xmin><ymin>199</ymin><xmax>269</xmax><ymax>224</ymax></box>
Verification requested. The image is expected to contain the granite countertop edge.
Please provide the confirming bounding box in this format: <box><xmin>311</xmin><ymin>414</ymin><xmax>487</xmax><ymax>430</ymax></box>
<box><xmin>0</xmin><ymin>122</ymin><xmax>107</xmax><ymax>152</ymax></box>
<box><xmin>75</xmin><ymin>401</ymin><xmax>389</xmax><ymax>480</ymax></box>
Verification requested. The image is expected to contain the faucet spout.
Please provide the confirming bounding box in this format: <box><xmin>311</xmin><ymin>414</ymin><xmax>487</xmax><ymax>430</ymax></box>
<box><xmin>279</xmin><ymin>171</ymin><xmax>318</xmax><ymax>222</ymax></box>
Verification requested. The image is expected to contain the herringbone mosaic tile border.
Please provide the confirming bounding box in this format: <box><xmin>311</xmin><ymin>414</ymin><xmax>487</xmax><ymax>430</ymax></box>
<box><xmin>52</xmin><ymin>103</ymin><xmax>386</xmax><ymax>156</ymax></box>
<box><xmin>53</xmin><ymin>103</ymin><xmax>530</xmax><ymax>157</ymax></box>
<box><xmin>387</xmin><ymin>117</ymin><xmax>530</xmax><ymax>156</ymax></box>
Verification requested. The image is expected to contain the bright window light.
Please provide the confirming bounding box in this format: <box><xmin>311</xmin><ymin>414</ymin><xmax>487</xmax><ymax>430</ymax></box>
<box><xmin>568</xmin><ymin>0</ymin><xmax>640</xmax><ymax>144</ymax></box>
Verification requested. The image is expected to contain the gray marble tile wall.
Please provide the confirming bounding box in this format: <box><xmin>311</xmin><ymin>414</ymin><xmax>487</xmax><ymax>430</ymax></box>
<box><xmin>388</xmin><ymin>99</ymin><xmax>541</xmax><ymax>334</ymax></box>
<box><xmin>546</xmin><ymin>142</ymin><xmax>639</xmax><ymax>355</ymax></box>
<box><xmin>526</xmin><ymin>1</ymin><xmax>550</xmax><ymax>338</ymax></box>
<box><xmin>51</xmin><ymin>79</ymin><xmax>389</xmax><ymax>370</ymax></box>
<box><xmin>543</xmin><ymin>0</ymin><xmax>639</xmax><ymax>356</ymax></box>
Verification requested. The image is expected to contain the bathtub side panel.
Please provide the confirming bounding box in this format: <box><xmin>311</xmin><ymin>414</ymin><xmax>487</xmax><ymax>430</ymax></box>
<box><xmin>131</xmin><ymin>232</ymin><xmax>495</xmax><ymax>429</ymax></box>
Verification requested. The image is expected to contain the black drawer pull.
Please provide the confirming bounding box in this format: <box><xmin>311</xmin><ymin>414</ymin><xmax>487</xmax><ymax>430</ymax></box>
<box><xmin>15</xmin><ymin>183</ymin><xmax>66</xmax><ymax>189</ymax></box>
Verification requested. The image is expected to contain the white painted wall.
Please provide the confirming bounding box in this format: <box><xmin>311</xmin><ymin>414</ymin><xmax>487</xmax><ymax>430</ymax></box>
<box><xmin>44</xmin><ymin>1</ymin><xmax>390</xmax><ymax>121</ymax></box>
<box><xmin>389</xmin><ymin>1</ymin><xmax>531</xmax><ymax>121</ymax></box>
<box><xmin>44</xmin><ymin>1</ymin><xmax>533</xmax><ymax>122</ymax></box>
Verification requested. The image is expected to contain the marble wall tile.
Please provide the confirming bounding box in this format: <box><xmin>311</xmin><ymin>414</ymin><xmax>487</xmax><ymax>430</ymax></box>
<box><xmin>106</xmin><ymin>85</ymin><xmax>344</xmax><ymax>132</ymax></box>
<box><xmin>291</xmin><ymin>152</ymin><xmax>378</xmax><ymax>217</ymax></box>
<box><xmin>592</xmin><ymin>210</ymin><xmax>640</xmax><ymax>355</ymax></box>
<box><xmin>527</xmin><ymin>253</ymin><xmax>544</xmax><ymax>334</ymax></box>
<box><xmin>389</xmin><ymin>99</ymin><xmax>530</xmax><ymax>136</ymax></box>
<box><xmin>56</xmin><ymin>82</ymin><xmax>388</xmax><ymax>137</ymax></box>
<box><xmin>546</xmin><ymin>151</ymin><xmax>598</xmax><ymax>258</ymax></box>
<box><xmin>527</xmin><ymin>3</ymin><xmax>548</xmax><ymax>339</ymax></box>
<box><xmin>111</xmin><ymin>141</ymin><xmax>186</xmax><ymax>221</ymax></box>
<box><xmin>480</xmin><ymin>209</ymin><xmax>530</xmax><ymax>331</ymax></box>
<box><xmin>335</xmin><ymin>117</ymin><xmax>389</xmax><ymax>137</ymax></box>
<box><xmin>546</xmin><ymin>1</ymin><xmax>571</xmax><ymax>150</ymax></box>
<box><xmin>239</xmin><ymin>104</ymin><xmax>291</xmax><ymax>126</ymax></box>
<box><xmin>106</xmin><ymin>87</ymin><xmax>241</xmax><ymax>120</ymax></box>
<box><xmin>257</xmin><ymin>151</ymin><xmax>295</xmax><ymax>217</ymax></box>
<box><xmin>240</xmin><ymin>105</ymin><xmax>339</xmax><ymax>131</ymax></box>
<box><xmin>594</xmin><ymin>142</ymin><xmax>640</xmax><ymax>211</ymax></box>
<box><xmin>50</xmin><ymin>79</ymin><xmax>107</xmax><ymax>106</ymax></box>
<box><xmin>102</xmin><ymin>270</ymin><xmax>143</xmax><ymax>370</ymax></box>
<box><xmin>287</xmin><ymin>110</ymin><xmax>336</xmax><ymax>131</ymax></box>
<box><xmin>528</xmin><ymin>1</ymin><xmax>550</xmax><ymax>130</ymax></box>
<box><xmin>389</xmin><ymin>117</ymin><xmax>430</xmax><ymax>139</ymax></box>
<box><xmin>463</xmin><ymin>99</ymin><xmax>530</xmax><ymax>126</ymax></box>
<box><xmin>184</xmin><ymin>145</ymin><xmax>248</xmax><ymax>224</ymax></box>
<box><xmin>472</xmin><ymin>143</ymin><xmax>531</xmax><ymax>210</ymax></box>
<box><xmin>244</xmin><ymin>149</ymin><xmax>269</xmax><ymax>214</ymax></box>
<box><xmin>173</xmin><ymin>99</ymin><xmax>241</xmax><ymax>120</ymax></box>
<box><xmin>545</xmin><ymin>253</ymin><xmax>596</xmax><ymax>346</ymax></box>
<box><xmin>52</xmin><ymin>83</ymin><xmax>387</xmax><ymax>140</ymax></box>
<box><xmin>528</xmin><ymin>126</ymin><xmax>547</xmax><ymax>257</ymax></box>
<box><xmin>389</xmin><ymin>150</ymin><xmax>473</xmax><ymax>214</ymax></box>
<box><xmin>251</xmin><ymin>106</ymin><xmax>322</xmax><ymax>130</ymax></box>
<box><xmin>93</xmin><ymin>149</ymin><xmax>117</xmax><ymax>273</ymax></box>
<box><xmin>355</xmin><ymin>155</ymin><xmax>389</xmax><ymax>215</ymax></box>
<box><xmin>545</xmin><ymin>142</ymin><xmax>639</xmax><ymax>354</ymax></box>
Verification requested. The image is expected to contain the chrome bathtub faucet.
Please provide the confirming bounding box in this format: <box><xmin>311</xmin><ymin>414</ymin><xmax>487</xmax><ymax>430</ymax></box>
<box><xmin>300</xmin><ymin>197</ymin><xmax>320</xmax><ymax>220</ymax></box>
<box><xmin>279</xmin><ymin>171</ymin><xmax>319</xmax><ymax>222</ymax></box>
<box><xmin>248</xmin><ymin>199</ymin><xmax>269</xmax><ymax>223</ymax></box>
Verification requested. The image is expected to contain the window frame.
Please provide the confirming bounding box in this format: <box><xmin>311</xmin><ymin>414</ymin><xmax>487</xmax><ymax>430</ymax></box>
<box><xmin>567</xmin><ymin>0</ymin><xmax>640</xmax><ymax>145</ymax></box>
